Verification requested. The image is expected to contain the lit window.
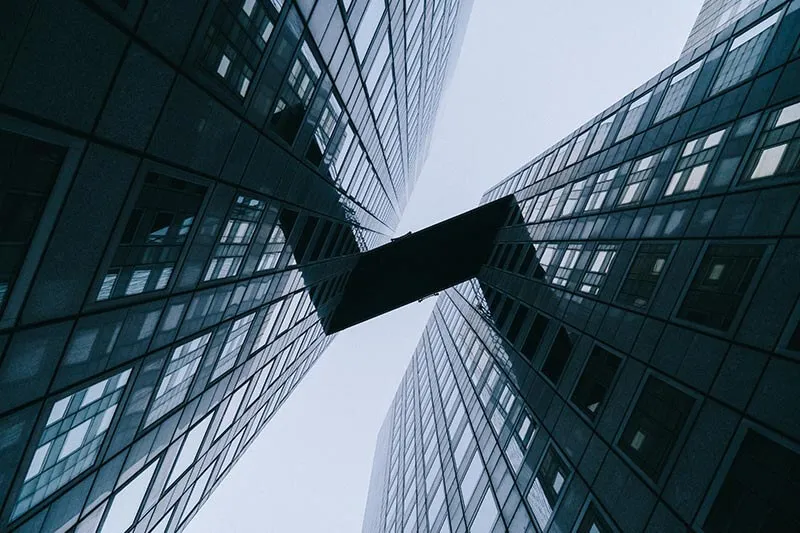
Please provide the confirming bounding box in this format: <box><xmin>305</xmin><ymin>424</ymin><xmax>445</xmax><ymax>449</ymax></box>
<box><xmin>13</xmin><ymin>370</ymin><xmax>131</xmax><ymax>519</ymax></box>
<box><xmin>585</xmin><ymin>168</ymin><xmax>617</xmax><ymax>211</ymax></box>
<box><xmin>677</xmin><ymin>243</ymin><xmax>766</xmax><ymax>330</ymax></box>
<box><xmin>102</xmin><ymin>460</ymin><xmax>158</xmax><ymax>532</ymax></box>
<box><xmin>527</xmin><ymin>447</ymin><xmax>570</xmax><ymax>530</ymax></box>
<box><xmin>744</xmin><ymin>100</ymin><xmax>800</xmax><ymax>181</ymax></box>
<box><xmin>654</xmin><ymin>60</ymin><xmax>703</xmax><ymax>122</ymax></box>
<box><xmin>665</xmin><ymin>128</ymin><xmax>726</xmax><ymax>196</ymax></box>
<box><xmin>146</xmin><ymin>333</ymin><xmax>212</xmax><ymax>426</ymax></box>
<box><xmin>618</xmin><ymin>376</ymin><xmax>694</xmax><ymax>480</ymax></box>
<box><xmin>711</xmin><ymin>12</ymin><xmax>781</xmax><ymax>94</ymax></box>
<box><xmin>204</xmin><ymin>195</ymin><xmax>266</xmax><ymax>281</ymax></box>
<box><xmin>616</xmin><ymin>92</ymin><xmax>652</xmax><ymax>141</ymax></box>
<box><xmin>212</xmin><ymin>313</ymin><xmax>256</xmax><ymax>380</ymax></box>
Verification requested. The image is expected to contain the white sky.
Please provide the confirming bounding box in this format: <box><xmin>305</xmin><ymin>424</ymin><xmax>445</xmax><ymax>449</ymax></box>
<box><xmin>187</xmin><ymin>1</ymin><xmax>700</xmax><ymax>531</ymax></box>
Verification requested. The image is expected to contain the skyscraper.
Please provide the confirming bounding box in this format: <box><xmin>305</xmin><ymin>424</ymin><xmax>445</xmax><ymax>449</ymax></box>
<box><xmin>364</xmin><ymin>1</ymin><xmax>800</xmax><ymax>532</ymax></box>
<box><xmin>0</xmin><ymin>0</ymin><xmax>472</xmax><ymax>531</ymax></box>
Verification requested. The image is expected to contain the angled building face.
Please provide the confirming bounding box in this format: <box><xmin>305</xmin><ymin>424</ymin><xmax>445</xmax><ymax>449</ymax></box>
<box><xmin>365</xmin><ymin>2</ymin><xmax>800</xmax><ymax>532</ymax></box>
<box><xmin>0</xmin><ymin>0</ymin><xmax>472</xmax><ymax>531</ymax></box>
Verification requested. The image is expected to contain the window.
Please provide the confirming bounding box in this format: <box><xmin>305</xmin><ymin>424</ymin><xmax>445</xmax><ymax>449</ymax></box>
<box><xmin>146</xmin><ymin>333</ymin><xmax>212</xmax><ymax>426</ymax></box>
<box><xmin>561</xmin><ymin>179</ymin><xmax>588</xmax><ymax>216</ymax></box>
<box><xmin>521</xmin><ymin>314</ymin><xmax>549</xmax><ymax>361</ymax></box>
<box><xmin>616</xmin><ymin>243</ymin><xmax>673</xmax><ymax>308</ymax></box>
<box><xmin>704</xmin><ymin>431</ymin><xmax>800</xmax><ymax>532</ymax></box>
<box><xmin>0</xmin><ymin>131</ymin><xmax>66</xmax><ymax>311</ymax></box>
<box><xmin>101</xmin><ymin>460</ymin><xmax>158</xmax><ymax>532</ymax></box>
<box><xmin>745</xmin><ymin>101</ymin><xmax>800</xmax><ymax>181</ymax></box>
<box><xmin>654</xmin><ymin>60</ymin><xmax>703</xmax><ymax>122</ymax></box>
<box><xmin>98</xmin><ymin>174</ymin><xmax>206</xmax><ymax>301</ymax></box>
<box><xmin>711</xmin><ymin>12</ymin><xmax>781</xmax><ymax>95</ymax></box>
<box><xmin>552</xmin><ymin>142</ymin><xmax>572</xmax><ymax>173</ymax></box>
<box><xmin>527</xmin><ymin>446</ymin><xmax>570</xmax><ymax>530</ymax></box>
<box><xmin>579</xmin><ymin>244</ymin><xmax>618</xmax><ymax>295</ymax></box>
<box><xmin>256</xmin><ymin>222</ymin><xmax>288</xmax><ymax>271</ymax></box>
<box><xmin>618</xmin><ymin>376</ymin><xmax>694</xmax><ymax>480</ymax></box>
<box><xmin>204</xmin><ymin>195</ymin><xmax>266</xmax><ymax>281</ymax></box>
<box><xmin>306</xmin><ymin>94</ymin><xmax>343</xmax><ymax>166</ymax></box>
<box><xmin>535</xmin><ymin>243</ymin><xmax>558</xmax><ymax>278</ymax></box>
<box><xmin>354</xmin><ymin>0</ymin><xmax>386</xmax><ymax>60</ymax></box>
<box><xmin>542</xmin><ymin>186</ymin><xmax>566</xmax><ymax>220</ymax></box>
<box><xmin>470</xmin><ymin>490</ymin><xmax>499</xmax><ymax>531</ymax></box>
<box><xmin>566</xmin><ymin>130</ymin><xmax>590</xmax><ymax>167</ymax></box>
<box><xmin>211</xmin><ymin>313</ymin><xmax>256</xmax><ymax>380</ymax></box>
<box><xmin>12</xmin><ymin>370</ymin><xmax>131</xmax><ymax>519</ymax></box>
<box><xmin>677</xmin><ymin>243</ymin><xmax>766</xmax><ymax>330</ymax></box>
<box><xmin>166</xmin><ymin>414</ymin><xmax>213</xmax><ymax>487</ymax></box>
<box><xmin>200</xmin><ymin>0</ymin><xmax>282</xmax><ymax>98</ymax></box>
<box><xmin>552</xmin><ymin>245</ymin><xmax>582</xmax><ymax>287</ymax></box>
<box><xmin>215</xmin><ymin>386</ymin><xmax>248</xmax><ymax>439</ymax></box>
<box><xmin>181</xmin><ymin>463</ymin><xmax>215</xmax><ymax>523</ymax></box>
<box><xmin>269</xmin><ymin>41</ymin><xmax>322</xmax><ymax>144</ymax></box>
<box><xmin>665</xmin><ymin>128</ymin><xmax>725</xmax><ymax>195</ymax></box>
<box><xmin>585</xmin><ymin>168</ymin><xmax>618</xmax><ymax>211</ymax></box>
<box><xmin>460</xmin><ymin>452</ymin><xmax>483</xmax><ymax>503</ymax></box>
<box><xmin>616</xmin><ymin>92</ymin><xmax>651</xmax><ymax>141</ymax></box>
<box><xmin>588</xmin><ymin>115</ymin><xmax>615</xmax><ymax>154</ymax></box>
<box><xmin>541</xmin><ymin>327</ymin><xmax>573</xmax><ymax>384</ymax></box>
<box><xmin>571</xmin><ymin>347</ymin><xmax>621</xmax><ymax>420</ymax></box>
<box><xmin>523</xmin><ymin>193</ymin><xmax>549</xmax><ymax>223</ymax></box>
<box><xmin>576</xmin><ymin>502</ymin><xmax>615</xmax><ymax>533</ymax></box>
<box><xmin>618</xmin><ymin>154</ymin><xmax>659</xmax><ymax>206</ymax></box>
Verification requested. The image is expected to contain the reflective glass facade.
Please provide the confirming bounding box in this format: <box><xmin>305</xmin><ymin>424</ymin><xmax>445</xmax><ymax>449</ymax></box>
<box><xmin>365</xmin><ymin>2</ymin><xmax>800</xmax><ymax>532</ymax></box>
<box><xmin>0</xmin><ymin>0</ymin><xmax>471</xmax><ymax>531</ymax></box>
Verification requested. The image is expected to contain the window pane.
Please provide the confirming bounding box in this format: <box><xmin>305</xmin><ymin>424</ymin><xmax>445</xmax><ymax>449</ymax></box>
<box><xmin>704</xmin><ymin>431</ymin><xmax>800</xmax><ymax>532</ymax></box>
<box><xmin>13</xmin><ymin>370</ymin><xmax>130</xmax><ymax>519</ymax></box>
<box><xmin>677</xmin><ymin>244</ymin><xmax>765</xmax><ymax>330</ymax></box>
<box><xmin>571</xmin><ymin>347</ymin><xmax>622</xmax><ymax>419</ymax></box>
<box><xmin>617</xmin><ymin>243</ymin><xmax>673</xmax><ymax>308</ymax></box>
<box><xmin>618</xmin><ymin>376</ymin><xmax>694</xmax><ymax>480</ymax></box>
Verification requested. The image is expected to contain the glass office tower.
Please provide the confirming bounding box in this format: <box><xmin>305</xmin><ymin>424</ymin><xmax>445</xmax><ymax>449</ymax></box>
<box><xmin>364</xmin><ymin>1</ymin><xmax>800</xmax><ymax>532</ymax></box>
<box><xmin>0</xmin><ymin>0</ymin><xmax>471</xmax><ymax>531</ymax></box>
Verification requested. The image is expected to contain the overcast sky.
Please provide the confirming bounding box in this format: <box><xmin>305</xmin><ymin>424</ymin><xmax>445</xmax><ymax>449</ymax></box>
<box><xmin>187</xmin><ymin>1</ymin><xmax>700</xmax><ymax>531</ymax></box>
